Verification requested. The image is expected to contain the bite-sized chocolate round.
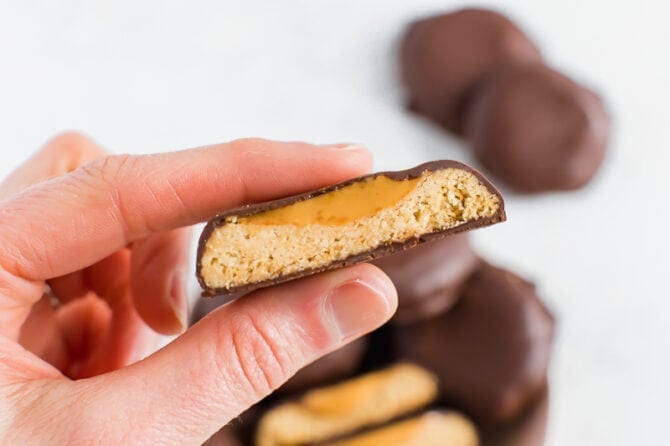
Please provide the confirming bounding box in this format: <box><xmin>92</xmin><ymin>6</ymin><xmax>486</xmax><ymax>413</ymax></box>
<box><xmin>371</xmin><ymin>233</ymin><xmax>480</xmax><ymax>325</ymax></box>
<box><xmin>400</xmin><ymin>8</ymin><xmax>542</xmax><ymax>134</ymax></box>
<box><xmin>465</xmin><ymin>63</ymin><xmax>610</xmax><ymax>192</ymax></box>
<box><xmin>393</xmin><ymin>263</ymin><xmax>554</xmax><ymax>424</ymax></box>
<box><xmin>277</xmin><ymin>337</ymin><xmax>368</xmax><ymax>394</ymax></box>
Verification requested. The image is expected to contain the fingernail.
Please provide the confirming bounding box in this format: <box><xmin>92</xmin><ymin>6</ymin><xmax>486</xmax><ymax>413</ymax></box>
<box><xmin>324</xmin><ymin>276</ymin><xmax>396</xmax><ymax>342</ymax></box>
<box><xmin>168</xmin><ymin>270</ymin><xmax>188</xmax><ymax>332</ymax></box>
<box><xmin>319</xmin><ymin>143</ymin><xmax>367</xmax><ymax>151</ymax></box>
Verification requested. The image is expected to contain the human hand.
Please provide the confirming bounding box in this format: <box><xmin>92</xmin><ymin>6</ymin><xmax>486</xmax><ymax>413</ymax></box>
<box><xmin>0</xmin><ymin>133</ymin><xmax>397</xmax><ymax>444</ymax></box>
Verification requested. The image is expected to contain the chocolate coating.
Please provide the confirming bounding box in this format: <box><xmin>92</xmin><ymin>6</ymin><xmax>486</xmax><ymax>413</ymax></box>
<box><xmin>277</xmin><ymin>337</ymin><xmax>369</xmax><ymax>394</ymax></box>
<box><xmin>204</xmin><ymin>407</ymin><xmax>263</xmax><ymax>446</ymax></box>
<box><xmin>393</xmin><ymin>263</ymin><xmax>554</xmax><ymax>423</ymax></box>
<box><xmin>401</xmin><ymin>8</ymin><xmax>542</xmax><ymax>134</ymax></box>
<box><xmin>197</xmin><ymin>160</ymin><xmax>505</xmax><ymax>297</ymax></box>
<box><xmin>226</xmin><ymin>406</ymin><xmax>264</xmax><ymax>446</ymax></box>
<box><xmin>371</xmin><ymin>233</ymin><xmax>480</xmax><ymax>325</ymax></box>
<box><xmin>480</xmin><ymin>386</ymin><xmax>549</xmax><ymax>446</ymax></box>
<box><xmin>203</xmin><ymin>426</ymin><xmax>241</xmax><ymax>446</ymax></box>
<box><xmin>465</xmin><ymin>63</ymin><xmax>610</xmax><ymax>192</ymax></box>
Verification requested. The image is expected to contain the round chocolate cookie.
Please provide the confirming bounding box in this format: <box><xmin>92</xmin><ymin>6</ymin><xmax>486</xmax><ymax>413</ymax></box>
<box><xmin>400</xmin><ymin>8</ymin><xmax>542</xmax><ymax>134</ymax></box>
<box><xmin>371</xmin><ymin>234</ymin><xmax>480</xmax><ymax>325</ymax></box>
<box><xmin>393</xmin><ymin>263</ymin><xmax>555</xmax><ymax>423</ymax></box>
<box><xmin>465</xmin><ymin>63</ymin><xmax>610</xmax><ymax>192</ymax></box>
<box><xmin>277</xmin><ymin>336</ymin><xmax>369</xmax><ymax>394</ymax></box>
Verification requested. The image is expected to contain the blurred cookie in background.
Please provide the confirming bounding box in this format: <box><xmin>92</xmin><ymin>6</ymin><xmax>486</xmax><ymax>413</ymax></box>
<box><xmin>465</xmin><ymin>63</ymin><xmax>609</xmax><ymax>192</ymax></box>
<box><xmin>393</xmin><ymin>262</ymin><xmax>555</xmax><ymax>424</ymax></box>
<box><xmin>480</xmin><ymin>387</ymin><xmax>549</xmax><ymax>446</ymax></box>
<box><xmin>401</xmin><ymin>8</ymin><xmax>542</xmax><ymax>134</ymax></box>
<box><xmin>372</xmin><ymin>233</ymin><xmax>480</xmax><ymax>325</ymax></box>
<box><xmin>400</xmin><ymin>7</ymin><xmax>610</xmax><ymax>193</ymax></box>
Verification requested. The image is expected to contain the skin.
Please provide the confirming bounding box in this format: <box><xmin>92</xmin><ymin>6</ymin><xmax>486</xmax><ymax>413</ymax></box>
<box><xmin>0</xmin><ymin>133</ymin><xmax>397</xmax><ymax>445</ymax></box>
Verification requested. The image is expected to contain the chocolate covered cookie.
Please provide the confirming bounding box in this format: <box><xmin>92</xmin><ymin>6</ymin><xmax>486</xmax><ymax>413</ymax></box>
<box><xmin>372</xmin><ymin>233</ymin><xmax>480</xmax><ymax>325</ymax></box>
<box><xmin>394</xmin><ymin>263</ymin><xmax>554</xmax><ymax>423</ymax></box>
<box><xmin>466</xmin><ymin>64</ymin><xmax>609</xmax><ymax>192</ymax></box>
<box><xmin>197</xmin><ymin>161</ymin><xmax>504</xmax><ymax>296</ymax></box>
<box><xmin>401</xmin><ymin>8</ymin><xmax>541</xmax><ymax>133</ymax></box>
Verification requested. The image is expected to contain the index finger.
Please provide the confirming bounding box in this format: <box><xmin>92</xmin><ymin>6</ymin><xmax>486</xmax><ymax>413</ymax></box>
<box><xmin>0</xmin><ymin>139</ymin><xmax>371</xmax><ymax>283</ymax></box>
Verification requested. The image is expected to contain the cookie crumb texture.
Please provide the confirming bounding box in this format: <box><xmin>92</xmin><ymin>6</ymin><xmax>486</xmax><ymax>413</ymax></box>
<box><xmin>255</xmin><ymin>363</ymin><xmax>438</xmax><ymax>446</ymax></box>
<box><xmin>200</xmin><ymin>168</ymin><xmax>500</xmax><ymax>291</ymax></box>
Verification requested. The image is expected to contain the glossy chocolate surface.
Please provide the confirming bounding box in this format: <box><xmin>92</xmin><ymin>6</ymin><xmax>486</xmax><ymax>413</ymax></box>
<box><xmin>394</xmin><ymin>263</ymin><xmax>555</xmax><ymax>423</ymax></box>
<box><xmin>401</xmin><ymin>8</ymin><xmax>542</xmax><ymax>133</ymax></box>
<box><xmin>372</xmin><ymin>233</ymin><xmax>480</xmax><ymax>325</ymax></box>
<box><xmin>466</xmin><ymin>64</ymin><xmax>609</xmax><ymax>192</ymax></box>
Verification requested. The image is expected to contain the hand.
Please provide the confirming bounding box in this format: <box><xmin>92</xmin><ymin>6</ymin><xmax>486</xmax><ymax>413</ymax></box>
<box><xmin>0</xmin><ymin>133</ymin><xmax>397</xmax><ymax>444</ymax></box>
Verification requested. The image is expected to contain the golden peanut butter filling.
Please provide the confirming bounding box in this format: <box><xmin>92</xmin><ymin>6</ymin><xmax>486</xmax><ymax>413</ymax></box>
<box><xmin>324</xmin><ymin>412</ymin><xmax>478</xmax><ymax>446</ymax></box>
<box><xmin>242</xmin><ymin>176</ymin><xmax>421</xmax><ymax>226</ymax></box>
<box><xmin>200</xmin><ymin>168</ymin><xmax>500</xmax><ymax>290</ymax></box>
<box><xmin>255</xmin><ymin>364</ymin><xmax>439</xmax><ymax>446</ymax></box>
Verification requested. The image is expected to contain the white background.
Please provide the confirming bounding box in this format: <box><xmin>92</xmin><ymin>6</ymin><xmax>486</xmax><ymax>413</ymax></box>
<box><xmin>0</xmin><ymin>1</ymin><xmax>668</xmax><ymax>444</ymax></box>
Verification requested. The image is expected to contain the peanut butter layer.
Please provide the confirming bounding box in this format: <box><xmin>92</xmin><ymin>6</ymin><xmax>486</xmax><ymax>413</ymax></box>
<box><xmin>255</xmin><ymin>363</ymin><xmax>438</xmax><ymax>446</ymax></box>
<box><xmin>324</xmin><ymin>412</ymin><xmax>479</xmax><ymax>446</ymax></box>
<box><xmin>198</xmin><ymin>161</ymin><xmax>504</xmax><ymax>295</ymax></box>
<box><xmin>242</xmin><ymin>175</ymin><xmax>421</xmax><ymax>226</ymax></box>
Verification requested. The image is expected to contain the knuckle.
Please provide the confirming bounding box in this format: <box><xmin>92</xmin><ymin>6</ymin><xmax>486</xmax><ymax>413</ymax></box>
<box><xmin>69</xmin><ymin>157</ymin><xmax>117</xmax><ymax>200</ymax></box>
<box><xmin>218</xmin><ymin>313</ymin><xmax>291</xmax><ymax>399</ymax></box>
<box><xmin>72</xmin><ymin>154</ymin><xmax>146</xmax><ymax>237</ymax></box>
<box><xmin>79</xmin><ymin>154</ymin><xmax>136</xmax><ymax>185</ymax></box>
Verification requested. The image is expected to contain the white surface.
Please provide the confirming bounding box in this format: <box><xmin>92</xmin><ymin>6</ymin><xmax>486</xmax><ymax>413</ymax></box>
<box><xmin>0</xmin><ymin>1</ymin><xmax>668</xmax><ymax>444</ymax></box>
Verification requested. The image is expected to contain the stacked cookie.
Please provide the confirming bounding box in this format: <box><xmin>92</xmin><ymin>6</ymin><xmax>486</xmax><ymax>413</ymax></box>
<box><xmin>402</xmin><ymin>8</ymin><xmax>610</xmax><ymax>193</ymax></box>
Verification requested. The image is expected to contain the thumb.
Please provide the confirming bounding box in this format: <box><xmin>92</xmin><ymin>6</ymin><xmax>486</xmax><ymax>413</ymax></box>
<box><xmin>10</xmin><ymin>264</ymin><xmax>396</xmax><ymax>445</ymax></box>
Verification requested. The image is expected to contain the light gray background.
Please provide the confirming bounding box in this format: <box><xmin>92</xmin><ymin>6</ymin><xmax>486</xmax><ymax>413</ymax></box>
<box><xmin>1</xmin><ymin>1</ymin><xmax>667</xmax><ymax>444</ymax></box>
